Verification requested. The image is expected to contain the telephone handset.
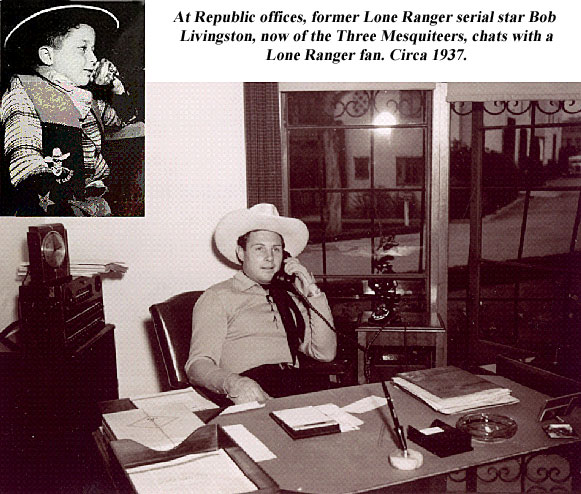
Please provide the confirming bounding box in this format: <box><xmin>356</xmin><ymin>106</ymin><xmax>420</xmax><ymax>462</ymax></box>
<box><xmin>273</xmin><ymin>250</ymin><xmax>296</xmax><ymax>288</ymax></box>
<box><xmin>271</xmin><ymin>251</ymin><xmax>369</xmax><ymax>355</ymax></box>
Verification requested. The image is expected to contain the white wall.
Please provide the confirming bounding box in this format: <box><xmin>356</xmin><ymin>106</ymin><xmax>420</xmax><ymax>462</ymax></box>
<box><xmin>0</xmin><ymin>219</ymin><xmax>31</xmax><ymax>324</ymax></box>
<box><xmin>0</xmin><ymin>82</ymin><xmax>247</xmax><ymax>397</ymax></box>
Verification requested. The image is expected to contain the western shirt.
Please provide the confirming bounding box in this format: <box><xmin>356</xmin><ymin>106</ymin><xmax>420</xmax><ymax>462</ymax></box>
<box><xmin>185</xmin><ymin>271</ymin><xmax>337</xmax><ymax>375</ymax></box>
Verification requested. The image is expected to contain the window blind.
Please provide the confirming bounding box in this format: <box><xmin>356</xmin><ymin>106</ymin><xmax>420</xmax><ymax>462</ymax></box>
<box><xmin>446</xmin><ymin>82</ymin><xmax>581</xmax><ymax>102</ymax></box>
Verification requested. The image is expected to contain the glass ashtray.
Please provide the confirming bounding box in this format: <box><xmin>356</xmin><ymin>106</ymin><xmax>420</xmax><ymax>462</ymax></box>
<box><xmin>456</xmin><ymin>412</ymin><xmax>518</xmax><ymax>443</ymax></box>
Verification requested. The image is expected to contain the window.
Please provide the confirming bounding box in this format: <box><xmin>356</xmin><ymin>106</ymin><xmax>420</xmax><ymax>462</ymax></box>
<box><xmin>396</xmin><ymin>157</ymin><xmax>424</xmax><ymax>186</ymax></box>
<box><xmin>448</xmin><ymin>98</ymin><xmax>581</xmax><ymax>370</ymax></box>
<box><xmin>282</xmin><ymin>89</ymin><xmax>432</xmax><ymax>311</ymax></box>
<box><xmin>353</xmin><ymin>157</ymin><xmax>370</xmax><ymax>180</ymax></box>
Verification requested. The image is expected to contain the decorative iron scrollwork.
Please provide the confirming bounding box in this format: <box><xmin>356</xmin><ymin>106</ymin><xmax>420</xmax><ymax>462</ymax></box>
<box><xmin>451</xmin><ymin>99</ymin><xmax>581</xmax><ymax>116</ymax></box>
<box><xmin>476</xmin><ymin>458</ymin><xmax>521</xmax><ymax>484</ymax></box>
<box><xmin>447</xmin><ymin>469</ymin><xmax>468</xmax><ymax>484</ymax></box>
<box><xmin>328</xmin><ymin>90</ymin><xmax>425</xmax><ymax>120</ymax></box>
<box><xmin>523</xmin><ymin>452</ymin><xmax>571</xmax><ymax>492</ymax></box>
<box><xmin>450</xmin><ymin>101</ymin><xmax>473</xmax><ymax>116</ymax></box>
<box><xmin>444</xmin><ymin>451</ymin><xmax>575</xmax><ymax>493</ymax></box>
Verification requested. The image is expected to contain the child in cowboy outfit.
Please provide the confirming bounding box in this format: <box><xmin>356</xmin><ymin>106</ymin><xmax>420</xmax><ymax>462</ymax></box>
<box><xmin>0</xmin><ymin>4</ymin><xmax>128</xmax><ymax>216</ymax></box>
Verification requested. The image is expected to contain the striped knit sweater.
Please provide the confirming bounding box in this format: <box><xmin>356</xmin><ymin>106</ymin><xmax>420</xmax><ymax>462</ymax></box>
<box><xmin>1</xmin><ymin>74</ymin><xmax>122</xmax><ymax>186</ymax></box>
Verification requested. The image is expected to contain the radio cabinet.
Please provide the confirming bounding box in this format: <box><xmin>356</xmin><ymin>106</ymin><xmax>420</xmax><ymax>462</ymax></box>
<box><xmin>0</xmin><ymin>324</ymin><xmax>118</xmax><ymax>491</ymax></box>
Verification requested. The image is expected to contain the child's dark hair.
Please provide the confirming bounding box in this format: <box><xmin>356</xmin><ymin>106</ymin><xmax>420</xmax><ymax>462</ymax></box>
<box><xmin>8</xmin><ymin>11</ymin><xmax>91</xmax><ymax>73</ymax></box>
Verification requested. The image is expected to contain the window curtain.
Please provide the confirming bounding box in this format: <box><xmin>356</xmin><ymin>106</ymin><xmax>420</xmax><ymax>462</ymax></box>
<box><xmin>243</xmin><ymin>82</ymin><xmax>283</xmax><ymax>211</ymax></box>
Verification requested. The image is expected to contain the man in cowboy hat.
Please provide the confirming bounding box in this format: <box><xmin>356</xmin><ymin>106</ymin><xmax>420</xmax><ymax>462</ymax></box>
<box><xmin>0</xmin><ymin>3</ymin><xmax>128</xmax><ymax>215</ymax></box>
<box><xmin>185</xmin><ymin>204</ymin><xmax>337</xmax><ymax>404</ymax></box>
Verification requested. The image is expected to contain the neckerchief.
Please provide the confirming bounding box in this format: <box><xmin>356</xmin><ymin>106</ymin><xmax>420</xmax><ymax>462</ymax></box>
<box><xmin>36</xmin><ymin>66</ymin><xmax>93</xmax><ymax>119</ymax></box>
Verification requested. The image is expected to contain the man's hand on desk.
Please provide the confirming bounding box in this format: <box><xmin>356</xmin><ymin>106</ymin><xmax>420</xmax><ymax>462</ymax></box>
<box><xmin>225</xmin><ymin>374</ymin><xmax>270</xmax><ymax>404</ymax></box>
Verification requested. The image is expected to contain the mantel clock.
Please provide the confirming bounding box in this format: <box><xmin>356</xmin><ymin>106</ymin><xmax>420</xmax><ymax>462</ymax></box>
<box><xmin>27</xmin><ymin>224</ymin><xmax>71</xmax><ymax>284</ymax></box>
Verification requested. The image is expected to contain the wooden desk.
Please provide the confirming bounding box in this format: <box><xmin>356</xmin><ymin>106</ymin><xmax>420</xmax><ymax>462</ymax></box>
<box><xmin>97</xmin><ymin>377</ymin><xmax>580</xmax><ymax>494</ymax></box>
<box><xmin>356</xmin><ymin>311</ymin><xmax>446</xmax><ymax>384</ymax></box>
<box><xmin>97</xmin><ymin>376</ymin><xmax>581</xmax><ymax>494</ymax></box>
<box><xmin>212</xmin><ymin>377</ymin><xmax>580</xmax><ymax>494</ymax></box>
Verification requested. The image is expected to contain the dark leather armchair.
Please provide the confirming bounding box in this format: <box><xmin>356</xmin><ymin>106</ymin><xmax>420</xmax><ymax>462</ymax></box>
<box><xmin>149</xmin><ymin>290</ymin><xmax>357</xmax><ymax>398</ymax></box>
<box><xmin>149</xmin><ymin>291</ymin><xmax>203</xmax><ymax>390</ymax></box>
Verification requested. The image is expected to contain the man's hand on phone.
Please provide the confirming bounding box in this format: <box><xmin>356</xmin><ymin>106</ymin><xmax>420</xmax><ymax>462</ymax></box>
<box><xmin>283</xmin><ymin>257</ymin><xmax>319</xmax><ymax>297</ymax></box>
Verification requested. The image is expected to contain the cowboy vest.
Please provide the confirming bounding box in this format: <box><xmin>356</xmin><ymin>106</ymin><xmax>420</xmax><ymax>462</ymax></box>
<box><xmin>15</xmin><ymin>75</ymin><xmax>90</xmax><ymax>215</ymax></box>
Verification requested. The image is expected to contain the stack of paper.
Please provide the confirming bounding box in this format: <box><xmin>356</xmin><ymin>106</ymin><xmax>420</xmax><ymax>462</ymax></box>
<box><xmin>392</xmin><ymin>366</ymin><xmax>519</xmax><ymax>414</ymax></box>
<box><xmin>270</xmin><ymin>404</ymin><xmax>363</xmax><ymax>439</ymax></box>
<box><xmin>125</xmin><ymin>449</ymin><xmax>258</xmax><ymax>494</ymax></box>
<box><xmin>271</xmin><ymin>405</ymin><xmax>340</xmax><ymax>439</ymax></box>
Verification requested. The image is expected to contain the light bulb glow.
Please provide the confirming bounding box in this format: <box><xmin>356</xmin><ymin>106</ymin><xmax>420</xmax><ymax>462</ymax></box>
<box><xmin>373</xmin><ymin>111</ymin><xmax>396</xmax><ymax>135</ymax></box>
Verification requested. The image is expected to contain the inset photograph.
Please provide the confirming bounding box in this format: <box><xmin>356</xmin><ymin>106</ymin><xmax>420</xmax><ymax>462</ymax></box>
<box><xmin>1</xmin><ymin>0</ymin><xmax>145</xmax><ymax>216</ymax></box>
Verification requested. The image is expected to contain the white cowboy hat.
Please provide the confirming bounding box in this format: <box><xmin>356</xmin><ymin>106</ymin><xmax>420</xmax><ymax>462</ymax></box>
<box><xmin>4</xmin><ymin>4</ymin><xmax>119</xmax><ymax>50</ymax></box>
<box><xmin>214</xmin><ymin>203</ymin><xmax>309</xmax><ymax>264</ymax></box>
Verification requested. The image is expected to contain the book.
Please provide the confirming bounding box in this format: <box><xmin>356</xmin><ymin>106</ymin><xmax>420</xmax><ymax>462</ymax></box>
<box><xmin>392</xmin><ymin>366</ymin><xmax>519</xmax><ymax>414</ymax></box>
<box><xmin>270</xmin><ymin>405</ymin><xmax>341</xmax><ymax>439</ymax></box>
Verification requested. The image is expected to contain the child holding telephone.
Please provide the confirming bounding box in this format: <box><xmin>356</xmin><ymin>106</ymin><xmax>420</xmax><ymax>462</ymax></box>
<box><xmin>0</xmin><ymin>4</ymin><xmax>129</xmax><ymax>216</ymax></box>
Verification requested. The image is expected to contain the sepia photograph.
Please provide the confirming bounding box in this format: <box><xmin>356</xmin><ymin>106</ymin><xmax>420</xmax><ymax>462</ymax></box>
<box><xmin>0</xmin><ymin>0</ymin><xmax>580</xmax><ymax>490</ymax></box>
<box><xmin>1</xmin><ymin>80</ymin><xmax>580</xmax><ymax>492</ymax></box>
<box><xmin>0</xmin><ymin>0</ymin><xmax>145</xmax><ymax>216</ymax></box>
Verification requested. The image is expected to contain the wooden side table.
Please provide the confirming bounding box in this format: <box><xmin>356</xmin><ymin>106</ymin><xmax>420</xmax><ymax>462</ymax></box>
<box><xmin>356</xmin><ymin>311</ymin><xmax>445</xmax><ymax>383</ymax></box>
